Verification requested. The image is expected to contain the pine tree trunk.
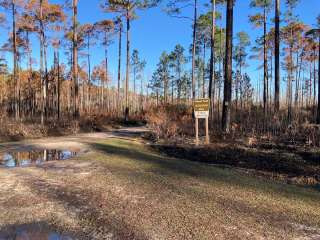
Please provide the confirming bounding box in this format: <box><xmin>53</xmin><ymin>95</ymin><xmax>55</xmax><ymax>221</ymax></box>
<box><xmin>209</xmin><ymin>0</ymin><xmax>216</xmax><ymax>120</ymax></box>
<box><xmin>222</xmin><ymin>0</ymin><xmax>233</xmax><ymax>133</ymax></box>
<box><xmin>117</xmin><ymin>20</ymin><xmax>122</xmax><ymax>110</ymax></box>
<box><xmin>313</xmin><ymin>48</ymin><xmax>316</xmax><ymax>119</ymax></box>
<box><xmin>164</xmin><ymin>77</ymin><xmax>168</xmax><ymax>103</ymax></box>
<box><xmin>40</xmin><ymin>0</ymin><xmax>46</xmax><ymax>125</ymax></box>
<box><xmin>317</xmin><ymin>35</ymin><xmax>320</xmax><ymax>124</ymax></box>
<box><xmin>274</xmin><ymin>0</ymin><xmax>280</xmax><ymax>112</ymax></box>
<box><xmin>73</xmin><ymin>0</ymin><xmax>79</xmax><ymax>118</ymax></box>
<box><xmin>217</xmin><ymin>26</ymin><xmax>223</xmax><ymax>120</ymax></box>
<box><xmin>171</xmin><ymin>77</ymin><xmax>174</xmax><ymax>104</ymax></box>
<box><xmin>288</xmin><ymin>28</ymin><xmax>293</xmax><ymax>123</ymax></box>
<box><xmin>12</xmin><ymin>0</ymin><xmax>19</xmax><ymax>120</ymax></box>
<box><xmin>87</xmin><ymin>33</ymin><xmax>91</xmax><ymax>113</ymax></box>
<box><xmin>104</xmin><ymin>32</ymin><xmax>109</xmax><ymax>111</ymax></box>
<box><xmin>57</xmin><ymin>50</ymin><xmax>60</xmax><ymax>120</ymax></box>
<box><xmin>177</xmin><ymin>64</ymin><xmax>181</xmax><ymax>101</ymax></box>
<box><xmin>309</xmin><ymin>64</ymin><xmax>312</xmax><ymax>108</ymax></box>
<box><xmin>191</xmin><ymin>0</ymin><xmax>197</xmax><ymax>100</ymax></box>
<box><xmin>125</xmin><ymin>9</ymin><xmax>131</xmax><ymax>121</ymax></box>
<box><xmin>202</xmin><ymin>42</ymin><xmax>206</xmax><ymax>98</ymax></box>
<box><xmin>43</xmin><ymin>35</ymin><xmax>49</xmax><ymax>119</ymax></box>
<box><xmin>26</xmin><ymin>31</ymin><xmax>33</xmax><ymax>118</ymax></box>
<box><xmin>263</xmin><ymin>7</ymin><xmax>268</xmax><ymax>119</ymax></box>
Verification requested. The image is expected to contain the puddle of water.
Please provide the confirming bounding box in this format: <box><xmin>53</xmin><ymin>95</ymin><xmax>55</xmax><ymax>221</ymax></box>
<box><xmin>0</xmin><ymin>150</ymin><xmax>77</xmax><ymax>168</ymax></box>
<box><xmin>0</xmin><ymin>225</ymin><xmax>73</xmax><ymax>240</ymax></box>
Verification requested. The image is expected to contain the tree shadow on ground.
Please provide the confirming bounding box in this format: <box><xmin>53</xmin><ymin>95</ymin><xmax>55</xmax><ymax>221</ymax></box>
<box><xmin>22</xmin><ymin>175</ymin><xmax>149</xmax><ymax>240</ymax></box>
<box><xmin>152</xmin><ymin>144</ymin><xmax>320</xmax><ymax>186</ymax></box>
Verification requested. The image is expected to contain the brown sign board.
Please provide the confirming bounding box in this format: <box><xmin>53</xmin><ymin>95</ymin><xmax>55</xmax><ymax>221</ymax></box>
<box><xmin>194</xmin><ymin>99</ymin><xmax>210</xmax><ymax>112</ymax></box>
<box><xmin>193</xmin><ymin>99</ymin><xmax>210</xmax><ymax>145</ymax></box>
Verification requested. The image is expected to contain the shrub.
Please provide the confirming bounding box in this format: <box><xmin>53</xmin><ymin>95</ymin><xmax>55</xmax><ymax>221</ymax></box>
<box><xmin>146</xmin><ymin>104</ymin><xmax>193</xmax><ymax>140</ymax></box>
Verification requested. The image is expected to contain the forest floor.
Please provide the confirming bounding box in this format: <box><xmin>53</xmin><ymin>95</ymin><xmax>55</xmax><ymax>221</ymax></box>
<box><xmin>0</xmin><ymin>127</ymin><xmax>320</xmax><ymax>239</ymax></box>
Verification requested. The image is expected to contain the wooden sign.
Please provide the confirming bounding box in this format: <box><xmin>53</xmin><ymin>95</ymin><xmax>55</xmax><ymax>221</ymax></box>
<box><xmin>195</xmin><ymin>111</ymin><xmax>209</xmax><ymax>119</ymax></box>
<box><xmin>193</xmin><ymin>98</ymin><xmax>210</xmax><ymax>145</ymax></box>
<box><xmin>194</xmin><ymin>99</ymin><xmax>210</xmax><ymax>112</ymax></box>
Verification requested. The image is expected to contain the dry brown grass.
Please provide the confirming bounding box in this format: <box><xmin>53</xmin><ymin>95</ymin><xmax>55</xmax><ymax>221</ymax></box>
<box><xmin>146</xmin><ymin>104</ymin><xmax>193</xmax><ymax>140</ymax></box>
<box><xmin>0</xmin><ymin>112</ymin><xmax>147</xmax><ymax>142</ymax></box>
<box><xmin>145</xmin><ymin>104</ymin><xmax>320</xmax><ymax>147</ymax></box>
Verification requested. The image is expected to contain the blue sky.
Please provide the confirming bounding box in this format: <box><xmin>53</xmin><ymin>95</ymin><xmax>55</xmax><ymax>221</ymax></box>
<box><xmin>0</xmin><ymin>0</ymin><xmax>319</xmax><ymax>91</ymax></box>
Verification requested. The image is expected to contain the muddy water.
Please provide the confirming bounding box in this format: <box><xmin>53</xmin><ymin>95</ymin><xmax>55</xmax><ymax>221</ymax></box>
<box><xmin>0</xmin><ymin>150</ymin><xmax>77</xmax><ymax>168</ymax></box>
<box><xmin>0</xmin><ymin>224</ymin><xmax>73</xmax><ymax>240</ymax></box>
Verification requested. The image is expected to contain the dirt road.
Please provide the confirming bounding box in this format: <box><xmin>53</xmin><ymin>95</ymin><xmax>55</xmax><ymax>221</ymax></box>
<box><xmin>0</xmin><ymin>127</ymin><xmax>320</xmax><ymax>239</ymax></box>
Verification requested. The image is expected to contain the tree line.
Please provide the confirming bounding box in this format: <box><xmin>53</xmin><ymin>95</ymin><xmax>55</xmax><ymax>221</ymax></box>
<box><xmin>149</xmin><ymin>0</ymin><xmax>320</xmax><ymax>133</ymax></box>
<box><xmin>0</xmin><ymin>0</ymin><xmax>319</xmax><ymax>135</ymax></box>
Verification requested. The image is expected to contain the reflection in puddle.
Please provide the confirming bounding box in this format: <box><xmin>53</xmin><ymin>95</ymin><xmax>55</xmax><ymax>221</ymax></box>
<box><xmin>0</xmin><ymin>150</ymin><xmax>77</xmax><ymax>168</ymax></box>
<box><xmin>0</xmin><ymin>224</ymin><xmax>73</xmax><ymax>240</ymax></box>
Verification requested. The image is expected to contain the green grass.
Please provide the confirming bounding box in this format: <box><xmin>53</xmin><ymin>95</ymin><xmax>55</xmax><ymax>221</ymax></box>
<box><xmin>90</xmin><ymin>139</ymin><xmax>320</xmax><ymax>231</ymax></box>
<box><xmin>93</xmin><ymin>139</ymin><xmax>319</xmax><ymax>197</ymax></box>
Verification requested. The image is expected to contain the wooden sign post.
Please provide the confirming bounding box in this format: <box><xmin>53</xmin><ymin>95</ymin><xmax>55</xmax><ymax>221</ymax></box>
<box><xmin>193</xmin><ymin>99</ymin><xmax>210</xmax><ymax>146</ymax></box>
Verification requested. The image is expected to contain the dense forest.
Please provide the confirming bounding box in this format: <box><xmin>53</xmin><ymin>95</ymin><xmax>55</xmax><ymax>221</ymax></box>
<box><xmin>0</xmin><ymin>0</ymin><xmax>319</xmax><ymax>145</ymax></box>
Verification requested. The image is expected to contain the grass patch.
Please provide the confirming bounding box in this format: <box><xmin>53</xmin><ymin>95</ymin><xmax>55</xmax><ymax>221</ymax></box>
<box><xmin>91</xmin><ymin>139</ymin><xmax>320</xmax><ymax>210</ymax></box>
